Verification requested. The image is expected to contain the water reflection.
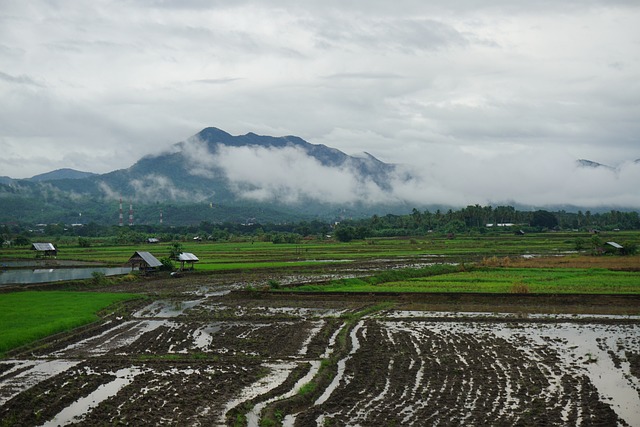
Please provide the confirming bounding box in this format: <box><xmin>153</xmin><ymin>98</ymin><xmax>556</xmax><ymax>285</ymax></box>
<box><xmin>0</xmin><ymin>266</ymin><xmax>134</xmax><ymax>285</ymax></box>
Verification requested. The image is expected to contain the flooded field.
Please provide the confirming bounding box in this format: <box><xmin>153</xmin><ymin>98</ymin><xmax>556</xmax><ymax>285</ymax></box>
<box><xmin>1</xmin><ymin>276</ymin><xmax>639</xmax><ymax>427</ymax></box>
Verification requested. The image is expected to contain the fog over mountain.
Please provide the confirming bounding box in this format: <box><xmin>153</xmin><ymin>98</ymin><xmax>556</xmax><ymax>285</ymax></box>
<box><xmin>2</xmin><ymin>127</ymin><xmax>639</xmax><ymax>214</ymax></box>
<box><xmin>1</xmin><ymin>1</ymin><xmax>639</xmax><ymax>209</ymax></box>
<box><xmin>96</xmin><ymin>127</ymin><xmax>640</xmax><ymax>209</ymax></box>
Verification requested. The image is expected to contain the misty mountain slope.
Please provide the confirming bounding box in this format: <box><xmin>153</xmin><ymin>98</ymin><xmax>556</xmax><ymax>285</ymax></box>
<box><xmin>84</xmin><ymin>127</ymin><xmax>399</xmax><ymax>205</ymax></box>
<box><xmin>189</xmin><ymin>127</ymin><xmax>396</xmax><ymax>185</ymax></box>
<box><xmin>28</xmin><ymin>168</ymin><xmax>97</xmax><ymax>182</ymax></box>
<box><xmin>576</xmin><ymin>159</ymin><xmax>616</xmax><ymax>171</ymax></box>
<box><xmin>0</xmin><ymin>127</ymin><xmax>400</xmax><ymax>218</ymax></box>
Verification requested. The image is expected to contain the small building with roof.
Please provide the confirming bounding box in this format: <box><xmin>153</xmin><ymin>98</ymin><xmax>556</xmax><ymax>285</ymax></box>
<box><xmin>178</xmin><ymin>252</ymin><xmax>199</xmax><ymax>271</ymax></box>
<box><xmin>31</xmin><ymin>242</ymin><xmax>57</xmax><ymax>258</ymax></box>
<box><xmin>128</xmin><ymin>251</ymin><xmax>162</xmax><ymax>273</ymax></box>
<box><xmin>605</xmin><ymin>241</ymin><xmax>624</xmax><ymax>254</ymax></box>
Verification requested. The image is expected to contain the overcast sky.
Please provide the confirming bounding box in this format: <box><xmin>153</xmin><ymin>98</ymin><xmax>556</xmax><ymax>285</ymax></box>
<box><xmin>1</xmin><ymin>1</ymin><xmax>639</xmax><ymax>208</ymax></box>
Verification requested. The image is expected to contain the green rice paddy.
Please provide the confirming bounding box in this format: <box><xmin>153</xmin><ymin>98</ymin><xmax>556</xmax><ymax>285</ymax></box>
<box><xmin>0</xmin><ymin>291</ymin><xmax>141</xmax><ymax>357</ymax></box>
<box><xmin>291</xmin><ymin>267</ymin><xmax>640</xmax><ymax>294</ymax></box>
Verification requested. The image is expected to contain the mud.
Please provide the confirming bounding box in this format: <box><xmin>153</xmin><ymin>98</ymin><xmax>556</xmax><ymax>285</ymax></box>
<box><xmin>1</xmin><ymin>268</ymin><xmax>639</xmax><ymax>426</ymax></box>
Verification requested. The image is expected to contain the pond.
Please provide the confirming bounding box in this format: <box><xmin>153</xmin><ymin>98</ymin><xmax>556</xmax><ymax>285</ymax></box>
<box><xmin>0</xmin><ymin>266</ymin><xmax>135</xmax><ymax>286</ymax></box>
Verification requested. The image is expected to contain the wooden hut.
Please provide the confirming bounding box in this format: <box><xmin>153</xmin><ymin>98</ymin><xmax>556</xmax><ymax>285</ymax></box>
<box><xmin>128</xmin><ymin>251</ymin><xmax>162</xmax><ymax>273</ymax></box>
<box><xmin>605</xmin><ymin>241</ymin><xmax>624</xmax><ymax>254</ymax></box>
<box><xmin>31</xmin><ymin>242</ymin><xmax>57</xmax><ymax>258</ymax></box>
<box><xmin>178</xmin><ymin>252</ymin><xmax>199</xmax><ymax>271</ymax></box>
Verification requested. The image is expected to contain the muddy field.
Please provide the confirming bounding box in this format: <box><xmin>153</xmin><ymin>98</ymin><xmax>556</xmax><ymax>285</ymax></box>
<box><xmin>1</xmin><ymin>270</ymin><xmax>640</xmax><ymax>426</ymax></box>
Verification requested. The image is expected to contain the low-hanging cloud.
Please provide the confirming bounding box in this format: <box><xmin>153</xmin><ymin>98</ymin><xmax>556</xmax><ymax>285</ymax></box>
<box><xmin>188</xmin><ymin>141</ymin><xmax>640</xmax><ymax>209</ymax></box>
<box><xmin>211</xmin><ymin>144</ymin><xmax>390</xmax><ymax>205</ymax></box>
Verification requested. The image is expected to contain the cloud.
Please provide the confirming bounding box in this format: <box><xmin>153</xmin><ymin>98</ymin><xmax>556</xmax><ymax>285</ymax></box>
<box><xmin>0</xmin><ymin>0</ymin><xmax>638</xmax><ymax>211</ymax></box>
<box><xmin>211</xmin><ymin>144</ymin><xmax>390</xmax><ymax>205</ymax></box>
<box><xmin>129</xmin><ymin>174</ymin><xmax>208</xmax><ymax>202</ymax></box>
<box><xmin>184</xmin><ymin>141</ymin><xmax>640</xmax><ymax>209</ymax></box>
<box><xmin>0</xmin><ymin>71</ymin><xmax>44</xmax><ymax>87</ymax></box>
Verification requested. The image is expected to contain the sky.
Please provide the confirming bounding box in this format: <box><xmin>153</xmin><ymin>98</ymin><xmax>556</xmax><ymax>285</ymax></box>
<box><xmin>1</xmin><ymin>0</ymin><xmax>639</xmax><ymax>208</ymax></box>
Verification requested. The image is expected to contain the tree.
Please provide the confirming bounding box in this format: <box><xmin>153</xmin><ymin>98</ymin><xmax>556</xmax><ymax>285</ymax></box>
<box><xmin>334</xmin><ymin>225</ymin><xmax>356</xmax><ymax>242</ymax></box>
<box><xmin>14</xmin><ymin>235</ymin><xmax>31</xmax><ymax>246</ymax></box>
<box><xmin>530</xmin><ymin>210</ymin><xmax>558</xmax><ymax>229</ymax></box>
<box><xmin>169</xmin><ymin>242</ymin><xmax>184</xmax><ymax>259</ymax></box>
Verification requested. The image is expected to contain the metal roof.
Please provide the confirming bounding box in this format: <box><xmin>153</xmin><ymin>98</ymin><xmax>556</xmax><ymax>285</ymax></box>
<box><xmin>606</xmin><ymin>241</ymin><xmax>623</xmax><ymax>249</ymax></box>
<box><xmin>130</xmin><ymin>251</ymin><xmax>162</xmax><ymax>268</ymax></box>
<box><xmin>178</xmin><ymin>252</ymin><xmax>199</xmax><ymax>262</ymax></box>
<box><xmin>32</xmin><ymin>243</ymin><xmax>56</xmax><ymax>251</ymax></box>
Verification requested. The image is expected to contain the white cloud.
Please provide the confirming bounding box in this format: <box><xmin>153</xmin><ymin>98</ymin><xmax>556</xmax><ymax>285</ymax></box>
<box><xmin>211</xmin><ymin>144</ymin><xmax>390</xmax><ymax>205</ymax></box>
<box><xmin>176</xmin><ymin>142</ymin><xmax>640</xmax><ymax>208</ymax></box>
<box><xmin>0</xmin><ymin>0</ymin><xmax>638</xmax><ymax>209</ymax></box>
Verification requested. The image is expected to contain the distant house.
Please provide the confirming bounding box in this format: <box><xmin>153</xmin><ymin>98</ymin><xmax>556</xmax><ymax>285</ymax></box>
<box><xmin>31</xmin><ymin>242</ymin><xmax>57</xmax><ymax>258</ymax></box>
<box><xmin>605</xmin><ymin>241</ymin><xmax>624</xmax><ymax>254</ymax></box>
<box><xmin>147</xmin><ymin>238</ymin><xmax>160</xmax><ymax>244</ymax></box>
<box><xmin>128</xmin><ymin>251</ymin><xmax>162</xmax><ymax>273</ymax></box>
<box><xmin>178</xmin><ymin>252</ymin><xmax>199</xmax><ymax>271</ymax></box>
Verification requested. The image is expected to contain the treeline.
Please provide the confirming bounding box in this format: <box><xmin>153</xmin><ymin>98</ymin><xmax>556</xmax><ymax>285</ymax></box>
<box><xmin>332</xmin><ymin>206</ymin><xmax>640</xmax><ymax>241</ymax></box>
<box><xmin>2</xmin><ymin>206</ymin><xmax>639</xmax><ymax>245</ymax></box>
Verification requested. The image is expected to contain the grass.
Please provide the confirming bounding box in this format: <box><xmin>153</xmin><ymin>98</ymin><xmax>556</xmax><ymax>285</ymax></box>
<box><xmin>292</xmin><ymin>267</ymin><xmax>640</xmax><ymax>294</ymax></box>
<box><xmin>1</xmin><ymin>231</ymin><xmax>638</xmax><ymax>271</ymax></box>
<box><xmin>0</xmin><ymin>291</ymin><xmax>141</xmax><ymax>357</ymax></box>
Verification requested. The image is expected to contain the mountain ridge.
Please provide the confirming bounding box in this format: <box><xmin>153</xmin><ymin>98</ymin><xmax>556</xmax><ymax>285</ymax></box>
<box><xmin>0</xmin><ymin>127</ymin><xmax>401</xmax><ymax>224</ymax></box>
<box><xmin>1</xmin><ymin>128</ymin><xmax>638</xmax><ymax>225</ymax></box>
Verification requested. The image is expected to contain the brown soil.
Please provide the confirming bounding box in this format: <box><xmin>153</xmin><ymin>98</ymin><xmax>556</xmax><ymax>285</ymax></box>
<box><xmin>1</xmin><ymin>267</ymin><xmax>639</xmax><ymax>426</ymax></box>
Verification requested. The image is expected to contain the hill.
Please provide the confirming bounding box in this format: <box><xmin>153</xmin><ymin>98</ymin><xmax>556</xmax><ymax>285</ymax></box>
<box><xmin>0</xmin><ymin>127</ymin><xmax>405</xmax><ymax>225</ymax></box>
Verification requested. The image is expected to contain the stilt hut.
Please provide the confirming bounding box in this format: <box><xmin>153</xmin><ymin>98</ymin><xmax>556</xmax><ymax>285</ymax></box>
<box><xmin>178</xmin><ymin>252</ymin><xmax>199</xmax><ymax>271</ymax></box>
<box><xmin>128</xmin><ymin>251</ymin><xmax>162</xmax><ymax>273</ymax></box>
<box><xmin>31</xmin><ymin>243</ymin><xmax>57</xmax><ymax>258</ymax></box>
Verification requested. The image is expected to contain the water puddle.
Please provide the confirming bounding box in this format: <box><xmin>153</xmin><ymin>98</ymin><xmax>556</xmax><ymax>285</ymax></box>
<box><xmin>0</xmin><ymin>266</ymin><xmax>134</xmax><ymax>285</ymax></box>
<box><xmin>250</xmin><ymin>361</ymin><xmax>322</xmax><ymax>427</ymax></box>
<box><xmin>52</xmin><ymin>320</ymin><xmax>170</xmax><ymax>357</ymax></box>
<box><xmin>39</xmin><ymin>367</ymin><xmax>146</xmax><ymax>426</ymax></box>
<box><xmin>192</xmin><ymin>324</ymin><xmax>222</xmax><ymax>350</ymax></box>
<box><xmin>134</xmin><ymin>299</ymin><xmax>203</xmax><ymax>318</ymax></box>
<box><xmin>493</xmin><ymin>322</ymin><xmax>640</xmax><ymax>425</ymax></box>
<box><xmin>221</xmin><ymin>362</ymin><xmax>296</xmax><ymax>426</ymax></box>
<box><xmin>297</xmin><ymin>320</ymin><xmax>324</xmax><ymax>356</ymax></box>
<box><xmin>0</xmin><ymin>360</ymin><xmax>81</xmax><ymax>406</ymax></box>
<box><xmin>314</xmin><ymin>321</ymin><xmax>363</xmax><ymax>406</ymax></box>
<box><xmin>384</xmin><ymin>318</ymin><xmax>640</xmax><ymax>426</ymax></box>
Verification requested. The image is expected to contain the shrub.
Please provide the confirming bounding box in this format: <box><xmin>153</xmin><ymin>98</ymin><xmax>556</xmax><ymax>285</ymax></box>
<box><xmin>159</xmin><ymin>257</ymin><xmax>175</xmax><ymax>271</ymax></box>
<box><xmin>91</xmin><ymin>271</ymin><xmax>108</xmax><ymax>286</ymax></box>
<box><xmin>510</xmin><ymin>281</ymin><xmax>530</xmax><ymax>294</ymax></box>
<box><xmin>267</xmin><ymin>279</ymin><xmax>280</xmax><ymax>290</ymax></box>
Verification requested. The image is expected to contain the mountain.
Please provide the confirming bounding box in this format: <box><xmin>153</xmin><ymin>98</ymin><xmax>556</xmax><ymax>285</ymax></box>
<box><xmin>576</xmin><ymin>159</ymin><xmax>615</xmax><ymax>171</ymax></box>
<box><xmin>90</xmin><ymin>127</ymin><xmax>397</xmax><ymax>203</ymax></box>
<box><xmin>29</xmin><ymin>168</ymin><xmax>97</xmax><ymax>182</ymax></box>
<box><xmin>0</xmin><ymin>127</ymin><xmax>403</xmax><ymax>225</ymax></box>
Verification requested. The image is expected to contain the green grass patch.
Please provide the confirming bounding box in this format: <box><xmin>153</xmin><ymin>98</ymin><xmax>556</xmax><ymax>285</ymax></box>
<box><xmin>0</xmin><ymin>291</ymin><xmax>141</xmax><ymax>357</ymax></box>
<box><xmin>289</xmin><ymin>265</ymin><xmax>640</xmax><ymax>294</ymax></box>
<box><xmin>289</xmin><ymin>264</ymin><xmax>464</xmax><ymax>292</ymax></box>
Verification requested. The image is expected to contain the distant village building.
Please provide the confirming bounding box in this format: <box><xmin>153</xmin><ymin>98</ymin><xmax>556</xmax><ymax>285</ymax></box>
<box><xmin>178</xmin><ymin>252</ymin><xmax>199</xmax><ymax>271</ymax></box>
<box><xmin>128</xmin><ymin>251</ymin><xmax>162</xmax><ymax>273</ymax></box>
<box><xmin>31</xmin><ymin>242</ymin><xmax>57</xmax><ymax>258</ymax></box>
<box><xmin>147</xmin><ymin>238</ymin><xmax>160</xmax><ymax>244</ymax></box>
